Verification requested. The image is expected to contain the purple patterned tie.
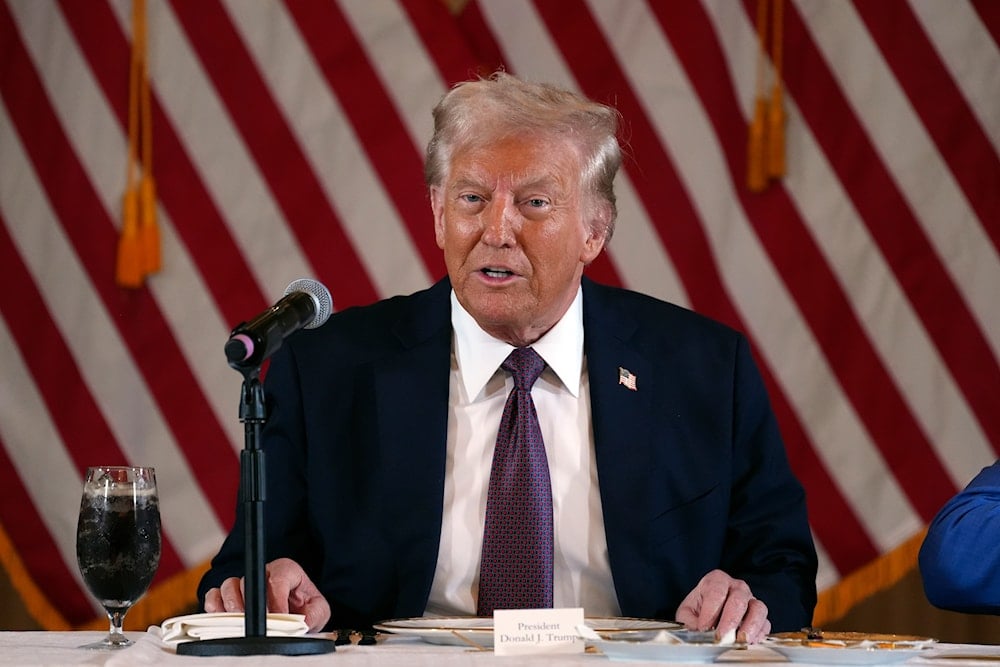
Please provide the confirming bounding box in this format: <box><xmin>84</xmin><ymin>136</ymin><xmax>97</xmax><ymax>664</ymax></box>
<box><xmin>477</xmin><ymin>347</ymin><xmax>554</xmax><ymax>615</ymax></box>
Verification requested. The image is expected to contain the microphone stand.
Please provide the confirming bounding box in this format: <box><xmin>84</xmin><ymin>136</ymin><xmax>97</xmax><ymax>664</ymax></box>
<box><xmin>177</xmin><ymin>362</ymin><xmax>335</xmax><ymax>656</ymax></box>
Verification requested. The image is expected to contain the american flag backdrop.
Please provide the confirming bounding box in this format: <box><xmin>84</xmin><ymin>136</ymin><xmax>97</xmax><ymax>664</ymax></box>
<box><xmin>1</xmin><ymin>0</ymin><xmax>998</xmax><ymax>630</ymax></box>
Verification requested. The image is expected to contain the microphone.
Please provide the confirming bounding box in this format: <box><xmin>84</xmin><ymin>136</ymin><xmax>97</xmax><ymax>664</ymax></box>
<box><xmin>224</xmin><ymin>278</ymin><xmax>333</xmax><ymax>368</ymax></box>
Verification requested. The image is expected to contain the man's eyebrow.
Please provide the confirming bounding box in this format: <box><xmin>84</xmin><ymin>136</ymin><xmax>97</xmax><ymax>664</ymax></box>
<box><xmin>449</xmin><ymin>171</ymin><xmax>563</xmax><ymax>192</ymax></box>
<box><xmin>449</xmin><ymin>177</ymin><xmax>484</xmax><ymax>190</ymax></box>
<box><xmin>517</xmin><ymin>176</ymin><xmax>561</xmax><ymax>190</ymax></box>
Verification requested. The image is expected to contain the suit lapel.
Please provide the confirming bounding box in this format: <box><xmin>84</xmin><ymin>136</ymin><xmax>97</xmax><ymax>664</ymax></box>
<box><xmin>370</xmin><ymin>279</ymin><xmax>453</xmax><ymax>612</ymax></box>
<box><xmin>583</xmin><ymin>278</ymin><xmax>658</xmax><ymax>616</ymax></box>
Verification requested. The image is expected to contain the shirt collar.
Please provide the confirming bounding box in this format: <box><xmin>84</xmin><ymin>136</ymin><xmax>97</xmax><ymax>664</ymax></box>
<box><xmin>451</xmin><ymin>287</ymin><xmax>584</xmax><ymax>399</ymax></box>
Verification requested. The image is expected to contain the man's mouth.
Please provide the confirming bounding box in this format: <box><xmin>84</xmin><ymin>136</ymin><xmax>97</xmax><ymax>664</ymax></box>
<box><xmin>481</xmin><ymin>268</ymin><xmax>514</xmax><ymax>279</ymax></box>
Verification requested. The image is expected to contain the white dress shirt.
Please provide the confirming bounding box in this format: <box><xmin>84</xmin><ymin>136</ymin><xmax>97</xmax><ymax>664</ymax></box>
<box><xmin>425</xmin><ymin>287</ymin><xmax>620</xmax><ymax>617</ymax></box>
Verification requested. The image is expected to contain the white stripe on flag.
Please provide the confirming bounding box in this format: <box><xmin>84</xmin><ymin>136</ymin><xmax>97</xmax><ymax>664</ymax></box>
<box><xmin>586</xmin><ymin>0</ymin><xmax>923</xmax><ymax>554</ymax></box>
<box><xmin>0</xmin><ymin>313</ymin><xmax>91</xmax><ymax>608</ymax></box>
<box><xmin>111</xmin><ymin>0</ymin><xmax>318</xmax><ymax>299</ymax></box>
<box><xmin>910</xmin><ymin>0</ymin><xmax>1000</xmax><ymax>155</ymax></box>
<box><xmin>797</xmin><ymin>0</ymin><xmax>1000</xmax><ymax>357</ymax></box>
<box><xmin>9</xmin><ymin>0</ymin><xmax>244</xmax><ymax>458</ymax></box>
<box><xmin>703</xmin><ymin>0</ymin><xmax>996</xmax><ymax>490</ymax></box>
<box><xmin>224</xmin><ymin>0</ymin><xmax>433</xmax><ymax>297</ymax></box>
<box><xmin>0</xmin><ymin>101</ymin><xmax>225</xmax><ymax>566</ymax></box>
<box><xmin>338</xmin><ymin>0</ymin><xmax>445</xmax><ymax>151</ymax></box>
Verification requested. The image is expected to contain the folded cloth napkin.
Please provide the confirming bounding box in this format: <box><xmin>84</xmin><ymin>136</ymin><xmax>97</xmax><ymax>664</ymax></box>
<box><xmin>159</xmin><ymin>612</ymin><xmax>309</xmax><ymax>646</ymax></box>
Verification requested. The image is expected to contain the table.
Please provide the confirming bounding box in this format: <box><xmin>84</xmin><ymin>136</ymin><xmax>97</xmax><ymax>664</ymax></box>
<box><xmin>2</xmin><ymin>631</ymin><xmax>1000</xmax><ymax>666</ymax></box>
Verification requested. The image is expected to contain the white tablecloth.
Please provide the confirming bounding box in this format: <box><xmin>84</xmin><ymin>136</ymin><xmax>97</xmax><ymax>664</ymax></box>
<box><xmin>2</xmin><ymin>631</ymin><xmax>1000</xmax><ymax>667</ymax></box>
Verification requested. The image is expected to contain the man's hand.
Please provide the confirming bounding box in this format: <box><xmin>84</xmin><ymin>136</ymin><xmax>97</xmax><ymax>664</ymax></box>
<box><xmin>675</xmin><ymin>569</ymin><xmax>771</xmax><ymax>644</ymax></box>
<box><xmin>203</xmin><ymin>558</ymin><xmax>331</xmax><ymax>632</ymax></box>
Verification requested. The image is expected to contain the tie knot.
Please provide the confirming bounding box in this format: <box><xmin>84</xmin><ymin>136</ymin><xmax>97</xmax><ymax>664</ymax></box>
<box><xmin>502</xmin><ymin>347</ymin><xmax>545</xmax><ymax>391</ymax></box>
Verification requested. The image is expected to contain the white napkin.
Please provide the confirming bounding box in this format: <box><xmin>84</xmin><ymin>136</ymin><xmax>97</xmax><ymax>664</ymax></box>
<box><xmin>159</xmin><ymin>612</ymin><xmax>309</xmax><ymax>646</ymax></box>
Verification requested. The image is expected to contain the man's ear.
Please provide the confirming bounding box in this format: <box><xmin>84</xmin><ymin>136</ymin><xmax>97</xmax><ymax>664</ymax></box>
<box><xmin>580</xmin><ymin>226</ymin><xmax>607</xmax><ymax>265</ymax></box>
<box><xmin>580</xmin><ymin>203</ymin><xmax>610</xmax><ymax>265</ymax></box>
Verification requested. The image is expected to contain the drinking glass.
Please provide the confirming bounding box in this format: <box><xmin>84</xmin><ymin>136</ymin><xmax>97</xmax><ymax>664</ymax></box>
<box><xmin>75</xmin><ymin>466</ymin><xmax>161</xmax><ymax>649</ymax></box>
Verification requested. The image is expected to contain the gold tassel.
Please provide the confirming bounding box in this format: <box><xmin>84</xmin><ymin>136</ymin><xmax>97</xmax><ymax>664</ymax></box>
<box><xmin>766</xmin><ymin>0</ymin><xmax>786</xmax><ymax>179</ymax></box>
<box><xmin>116</xmin><ymin>186</ymin><xmax>144</xmax><ymax>288</ymax></box>
<box><xmin>747</xmin><ymin>98</ymin><xmax>768</xmax><ymax>192</ymax></box>
<box><xmin>116</xmin><ymin>0</ymin><xmax>158</xmax><ymax>287</ymax></box>
<box><xmin>747</xmin><ymin>0</ymin><xmax>770</xmax><ymax>192</ymax></box>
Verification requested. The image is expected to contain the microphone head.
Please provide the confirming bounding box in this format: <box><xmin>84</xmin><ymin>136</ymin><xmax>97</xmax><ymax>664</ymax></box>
<box><xmin>284</xmin><ymin>278</ymin><xmax>333</xmax><ymax>329</ymax></box>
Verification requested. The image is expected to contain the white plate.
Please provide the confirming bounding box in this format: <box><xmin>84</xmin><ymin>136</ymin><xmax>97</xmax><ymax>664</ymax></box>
<box><xmin>590</xmin><ymin>638</ymin><xmax>739</xmax><ymax>663</ymax></box>
<box><xmin>766</xmin><ymin>640</ymin><xmax>936</xmax><ymax>665</ymax></box>
<box><xmin>373</xmin><ymin>616</ymin><xmax>681</xmax><ymax>648</ymax></box>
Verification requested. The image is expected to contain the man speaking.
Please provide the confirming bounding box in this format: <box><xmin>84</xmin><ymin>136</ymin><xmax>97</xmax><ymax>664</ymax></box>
<box><xmin>199</xmin><ymin>72</ymin><xmax>817</xmax><ymax>644</ymax></box>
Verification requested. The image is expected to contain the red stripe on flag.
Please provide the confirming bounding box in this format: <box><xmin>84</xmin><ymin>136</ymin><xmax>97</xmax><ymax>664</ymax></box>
<box><xmin>573</xmin><ymin>4</ymin><xmax>878</xmax><ymax>572</ymax></box>
<box><xmin>855</xmin><ymin>1</ymin><xmax>1000</xmax><ymax>254</ymax></box>
<box><xmin>0</xmin><ymin>214</ymin><xmax>185</xmax><ymax>580</ymax></box>
<box><xmin>530</xmin><ymin>2</ymin><xmax>883</xmax><ymax>569</ymax></box>
<box><xmin>0</xmin><ymin>439</ymin><xmax>94</xmax><ymax>626</ymax></box>
<box><xmin>0</xmin><ymin>6</ymin><xmax>239</xmax><ymax>528</ymax></box>
<box><xmin>763</xmin><ymin>360</ymin><xmax>881</xmax><ymax>574</ymax></box>
<box><xmin>530</xmin><ymin>0</ymin><xmax>738</xmax><ymax>325</ymax></box>
<box><xmin>456</xmin><ymin>1</ymin><xmax>508</xmax><ymax>74</ymax></box>
<box><xmin>399</xmin><ymin>0</ymin><xmax>487</xmax><ymax>84</ymax></box>
<box><xmin>286</xmin><ymin>0</ymin><xmax>446</xmax><ymax>289</ymax></box>
<box><xmin>746</xmin><ymin>190</ymin><xmax>959</xmax><ymax>519</ymax></box>
<box><xmin>651</xmin><ymin>1</ymin><xmax>959</xmax><ymax>519</ymax></box>
<box><xmin>783</xmin><ymin>0</ymin><xmax>1000</xmax><ymax>459</ymax></box>
<box><xmin>972</xmin><ymin>0</ymin><xmax>1000</xmax><ymax>50</ymax></box>
<box><xmin>58</xmin><ymin>0</ymin><xmax>269</xmax><ymax>329</ymax></box>
<box><xmin>169</xmin><ymin>0</ymin><xmax>380</xmax><ymax>308</ymax></box>
<box><xmin>0</xmin><ymin>219</ymin><xmax>130</xmax><ymax>479</ymax></box>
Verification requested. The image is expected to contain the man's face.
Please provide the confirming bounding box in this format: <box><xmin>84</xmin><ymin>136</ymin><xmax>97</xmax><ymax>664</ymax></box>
<box><xmin>431</xmin><ymin>133</ymin><xmax>606</xmax><ymax>346</ymax></box>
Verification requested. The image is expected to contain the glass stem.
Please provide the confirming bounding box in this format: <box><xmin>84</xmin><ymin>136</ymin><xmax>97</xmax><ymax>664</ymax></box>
<box><xmin>107</xmin><ymin>609</ymin><xmax>129</xmax><ymax>646</ymax></box>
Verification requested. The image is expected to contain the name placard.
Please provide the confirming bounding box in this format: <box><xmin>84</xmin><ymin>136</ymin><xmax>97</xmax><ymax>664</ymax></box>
<box><xmin>493</xmin><ymin>608</ymin><xmax>585</xmax><ymax>656</ymax></box>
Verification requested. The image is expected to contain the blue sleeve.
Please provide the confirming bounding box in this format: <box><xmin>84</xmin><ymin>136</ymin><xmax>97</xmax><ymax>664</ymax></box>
<box><xmin>919</xmin><ymin>460</ymin><xmax>1000</xmax><ymax>612</ymax></box>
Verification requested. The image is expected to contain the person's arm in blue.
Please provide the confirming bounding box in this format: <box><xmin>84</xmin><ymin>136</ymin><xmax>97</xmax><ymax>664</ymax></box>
<box><xmin>919</xmin><ymin>460</ymin><xmax>1000</xmax><ymax>613</ymax></box>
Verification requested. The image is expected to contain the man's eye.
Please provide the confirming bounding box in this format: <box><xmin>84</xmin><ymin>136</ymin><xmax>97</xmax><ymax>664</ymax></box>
<box><xmin>460</xmin><ymin>194</ymin><xmax>483</xmax><ymax>204</ymax></box>
<box><xmin>526</xmin><ymin>198</ymin><xmax>548</xmax><ymax>208</ymax></box>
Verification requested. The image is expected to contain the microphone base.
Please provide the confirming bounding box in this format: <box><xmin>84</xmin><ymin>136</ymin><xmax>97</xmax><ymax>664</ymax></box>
<box><xmin>175</xmin><ymin>635</ymin><xmax>336</xmax><ymax>656</ymax></box>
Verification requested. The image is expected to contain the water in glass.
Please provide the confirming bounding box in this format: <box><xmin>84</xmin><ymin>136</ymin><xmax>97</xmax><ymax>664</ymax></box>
<box><xmin>75</xmin><ymin>466</ymin><xmax>161</xmax><ymax>649</ymax></box>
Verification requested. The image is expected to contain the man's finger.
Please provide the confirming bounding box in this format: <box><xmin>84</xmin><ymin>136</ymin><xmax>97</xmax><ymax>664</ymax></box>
<box><xmin>203</xmin><ymin>587</ymin><xmax>224</xmax><ymax>613</ymax></box>
<box><xmin>218</xmin><ymin>577</ymin><xmax>246</xmax><ymax>612</ymax></box>
<box><xmin>265</xmin><ymin>561</ymin><xmax>294</xmax><ymax>614</ymax></box>
<box><xmin>735</xmin><ymin>599</ymin><xmax>770</xmax><ymax>644</ymax></box>
<box><xmin>677</xmin><ymin>570</ymin><xmax>733</xmax><ymax>630</ymax></box>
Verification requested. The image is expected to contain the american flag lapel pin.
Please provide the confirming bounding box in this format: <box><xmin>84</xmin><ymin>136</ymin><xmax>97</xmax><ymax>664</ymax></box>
<box><xmin>618</xmin><ymin>367</ymin><xmax>637</xmax><ymax>391</ymax></box>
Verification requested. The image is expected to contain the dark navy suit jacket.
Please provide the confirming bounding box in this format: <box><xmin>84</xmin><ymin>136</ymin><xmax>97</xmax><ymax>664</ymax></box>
<box><xmin>199</xmin><ymin>277</ymin><xmax>817</xmax><ymax>631</ymax></box>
